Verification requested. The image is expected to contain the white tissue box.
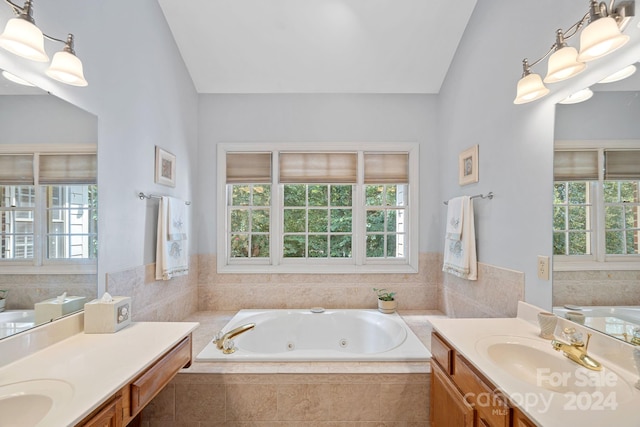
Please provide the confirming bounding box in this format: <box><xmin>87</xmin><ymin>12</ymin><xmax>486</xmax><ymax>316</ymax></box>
<box><xmin>34</xmin><ymin>296</ymin><xmax>86</xmax><ymax>324</ymax></box>
<box><xmin>84</xmin><ymin>296</ymin><xmax>131</xmax><ymax>333</ymax></box>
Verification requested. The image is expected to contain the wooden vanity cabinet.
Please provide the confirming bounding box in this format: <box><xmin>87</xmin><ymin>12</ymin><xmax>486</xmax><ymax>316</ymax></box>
<box><xmin>77</xmin><ymin>334</ymin><xmax>192</xmax><ymax>427</ymax></box>
<box><xmin>431</xmin><ymin>332</ymin><xmax>536</xmax><ymax>427</ymax></box>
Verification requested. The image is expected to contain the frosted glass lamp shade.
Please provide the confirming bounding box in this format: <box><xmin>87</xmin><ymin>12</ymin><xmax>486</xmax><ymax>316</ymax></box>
<box><xmin>514</xmin><ymin>73</ymin><xmax>549</xmax><ymax>104</ymax></box>
<box><xmin>0</xmin><ymin>17</ymin><xmax>48</xmax><ymax>62</ymax></box>
<box><xmin>559</xmin><ymin>88</ymin><xmax>593</xmax><ymax>104</ymax></box>
<box><xmin>599</xmin><ymin>64</ymin><xmax>636</xmax><ymax>83</ymax></box>
<box><xmin>577</xmin><ymin>17</ymin><xmax>629</xmax><ymax>62</ymax></box>
<box><xmin>45</xmin><ymin>50</ymin><xmax>88</xmax><ymax>87</ymax></box>
<box><xmin>544</xmin><ymin>46</ymin><xmax>586</xmax><ymax>83</ymax></box>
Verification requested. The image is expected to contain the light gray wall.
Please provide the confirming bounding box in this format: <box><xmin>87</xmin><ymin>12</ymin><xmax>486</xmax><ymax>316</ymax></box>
<box><xmin>0</xmin><ymin>0</ymin><xmax>198</xmax><ymax>292</ymax></box>
<box><xmin>556</xmin><ymin>91</ymin><xmax>640</xmax><ymax>139</ymax></box>
<box><xmin>438</xmin><ymin>0</ymin><xmax>640</xmax><ymax>310</ymax></box>
<box><xmin>0</xmin><ymin>95</ymin><xmax>97</xmax><ymax>144</ymax></box>
<box><xmin>196</xmin><ymin>94</ymin><xmax>440</xmax><ymax>255</ymax></box>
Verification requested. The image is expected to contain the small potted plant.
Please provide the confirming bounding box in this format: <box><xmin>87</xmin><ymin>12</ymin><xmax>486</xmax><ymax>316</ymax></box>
<box><xmin>0</xmin><ymin>290</ymin><xmax>6</xmax><ymax>313</ymax></box>
<box><xmin>374</xmin><ymin>288</ymin><xmax>397</xmax><ymax>314</ymax></box>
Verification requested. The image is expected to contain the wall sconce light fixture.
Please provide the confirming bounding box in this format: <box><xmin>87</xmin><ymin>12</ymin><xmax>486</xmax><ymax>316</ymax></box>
<box><xmin>0</xmin><ymin>0</ymin><xmax>87</xmax><ymax>86</ymax></box>
<box><xmin>514</xmin><ymin>0</ymin><xmax>634</xmax><ymax>104</ymax></box>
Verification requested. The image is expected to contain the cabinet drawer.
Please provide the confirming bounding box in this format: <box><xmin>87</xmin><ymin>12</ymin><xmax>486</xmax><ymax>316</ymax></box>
<box><xmin>431</xmin><ymin>332</ymin><xmax>453</xmax><ymax>374</ymax></box>
<box><xmin>453</xmin><ymin>354</ymin><xmax>510</xmax><ymax>427</ymax></box>
<box><xmin>130</xmin><ymin>335</ymin><xmax>192</xmax><ymax>415</ymax></box>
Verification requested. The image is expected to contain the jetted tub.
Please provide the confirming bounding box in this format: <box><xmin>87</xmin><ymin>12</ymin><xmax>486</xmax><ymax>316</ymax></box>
<box><xmin>196</xmin><ymin>309</ymin><xmax>431</xmax><ymax>362</ymax></box>
<box><xmin>0</xmin><ymin>310</ymin><xmax>35</xmax><ymax>339</ymax></box>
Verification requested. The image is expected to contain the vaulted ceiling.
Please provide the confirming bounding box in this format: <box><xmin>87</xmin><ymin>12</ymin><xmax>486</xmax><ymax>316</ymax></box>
<box><xmin>157</xmin><ymin>0</ymin><xmax>478</xmax><ymax>94</ymax></box>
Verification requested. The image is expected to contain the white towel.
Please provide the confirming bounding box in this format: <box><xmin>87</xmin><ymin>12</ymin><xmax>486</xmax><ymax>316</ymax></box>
<box><xmin>156</xmin><ymin>196</ymin><xmax>189</xmax><ymax>280</ymax></box>
<box><xmin>442</xmin><ymin>196</ymin><xmax>477</xmax><ymax>280</ymax></box>
<box><xmin>445</xmin><ymin>196</ymin><xmax>464</xmax><ymax>240</ymax></box>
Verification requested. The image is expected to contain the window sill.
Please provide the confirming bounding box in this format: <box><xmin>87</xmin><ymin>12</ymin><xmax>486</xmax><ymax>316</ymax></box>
<box><xmin>217</xmin><ymin>262</ymin><xmax>419</xmax><ymax>275</ymax></box>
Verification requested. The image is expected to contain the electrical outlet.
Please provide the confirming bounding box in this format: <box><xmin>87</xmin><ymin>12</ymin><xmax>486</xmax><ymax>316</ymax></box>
<box><xmin>537</xmin><ymin>255</ymin><xmax>550</xmax><ymax>280</ymax></box>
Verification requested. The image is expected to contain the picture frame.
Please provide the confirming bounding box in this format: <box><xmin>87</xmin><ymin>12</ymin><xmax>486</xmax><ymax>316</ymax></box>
<box><xmin>458</xmin><ymin>144</ymin><xmax>479</xmax><ymax>186</ymax></box>
<box><xmin>155</xmin><ymin>146</ymin><xmax>176</xmax><ymax>187</ymax></box>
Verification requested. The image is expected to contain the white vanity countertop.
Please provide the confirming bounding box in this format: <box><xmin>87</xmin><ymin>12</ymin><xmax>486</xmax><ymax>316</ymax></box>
<box><xmin>0</xmin><ymin>321</ymin><xmax>199</xmax><ymax>426</ymax></box>
<box><xmin>430</xmin><ymin>316</ymin><xmax>640</xmax><ymax>427</ymax></box>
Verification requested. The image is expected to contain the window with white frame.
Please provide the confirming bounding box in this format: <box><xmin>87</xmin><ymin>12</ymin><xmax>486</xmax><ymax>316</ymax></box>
<box><xmin>0</xmin><ymin>151</ymin><xmax>97</xmax><ymax>271</ymax></box>
<box><xmin>553</xmin><ymin>146</ymin><xmax>640</xmax><ymax>267</ymax></box>
<box><xmin>218</xmin><ymin>143</ymin><xmax>418</xmax><ymax>273</ymax></box>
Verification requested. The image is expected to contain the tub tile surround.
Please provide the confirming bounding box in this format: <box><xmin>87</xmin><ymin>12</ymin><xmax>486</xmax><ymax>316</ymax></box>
<box><xmin>140</xmin><ymin>310</ymin><xmax>439</xmax><ymax>426</ymax></box>
<box><xmin>553</xmin><ymin>270</ymin><xmax>640</xmax><ymax>306</ymax></box>
<box><xmin>440</xmin><ymin>262</ymin><xmax>525</xmax><ymax>318</ymax></box>
<box><xmin>105</xmin><ymin>255</ymin><xmax>199</xmax><ymax>321</ymax></box>
<box><xmin>197</xmin><ymin>253</ymin><xmax>442</xmax><ymax>311</ymax></box>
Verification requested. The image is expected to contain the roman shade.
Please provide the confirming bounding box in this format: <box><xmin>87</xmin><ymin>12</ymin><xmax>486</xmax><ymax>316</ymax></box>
<box><xmin>0</xmin><ymin>154</ymin><xmax>34</xmax><ymax>184</ymax></box>
<box><xmin>364</xmin><ymin>153</ymin><xmax>409</xmax><ymax>184</ymax></box>
<box><xmin>226</xmin><ymin>152</ymin><xmax>272</xmax><ymax>183</ymax></box>
<box><xmin>553</xmin><ymin>150</ymin><xmax>599</xmax><ymax>180</ymax></box>
<box><xmin>38</xmin><ymin>153</ymin><xmax>97</xmax><ymax>184</ymax></box>
<box><xmin>604</xmin><ymin>150</ymin><xmax>640</xmax><ymax>179</ymax></box>
<box><xmin>279</xmin><ymin>152</ymin><xmax>357</xmax><ymax>183</ymax></box>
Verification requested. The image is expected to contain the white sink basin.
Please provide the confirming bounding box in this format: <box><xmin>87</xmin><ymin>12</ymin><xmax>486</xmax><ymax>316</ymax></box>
<box><xmin>0</xmin><ymin>379</ymin><xmax>74</xmax><ymax>426</ymax></box>
<box><xmin>475</xmin><ymin>335</ymin><xmax>633</xmax><ymax>400</ymax></box>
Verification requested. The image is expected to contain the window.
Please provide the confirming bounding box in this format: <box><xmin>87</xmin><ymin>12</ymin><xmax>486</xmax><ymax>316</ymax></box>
<box><xmin>218</xmin><ymin>143</ymin><xmax>418</xmax><ymax>273</ymax></box>
<box><xmin>0</xmin><ymin>149</ymin><xmax>97</xmax><ymax>272</ymax></box>
<box><xmin>553</xmin><ymin>144</ymin><xmax>640</xmax><ymax>268</ymax></box>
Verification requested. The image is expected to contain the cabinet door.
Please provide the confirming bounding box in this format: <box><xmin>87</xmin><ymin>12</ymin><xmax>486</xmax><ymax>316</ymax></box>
<box><xmin>79</xmin><ymin>395</ymin><xmax>123</xmax><ymax>427</ymax></box>
<box><xmin>513</xmin><ymin>408</ymin><xmax>537</xmax><ymax>427</ymax></box>
<box><xmin>431</xmin><ymin>362</ymin><xmax>474</xmax><ymax>427</ymax></box>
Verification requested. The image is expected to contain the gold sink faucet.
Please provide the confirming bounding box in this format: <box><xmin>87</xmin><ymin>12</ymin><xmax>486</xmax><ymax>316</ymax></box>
<box><xmin>214</xmin><ymin>323</ymin><xmax>256</xmax><ymax>354</ymax></box>
<box><xmin>551</xmin><ymin>327</ymin><xmax>602</xmax><ymax>371</ymax></box>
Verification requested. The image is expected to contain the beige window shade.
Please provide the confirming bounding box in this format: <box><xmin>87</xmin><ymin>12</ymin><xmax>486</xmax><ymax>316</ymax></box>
<box><xmin>364</xmin><ymin>153</ymin><xmax>409</xmax><ymax>183</ymax></box>
<box><xmin>226</xmin><ymin>152</ymin><xmax>272</xmax><ymax>183</ymax></box>
<box><xmin>604</xmin><ymin>150</ymin><xmax>640</xmax><ymax>179</ymax></box>
<box><xmin>553</xmin><ymin>151</ymin><xmax>599</xmax><ymax>180</ymax></box>
<box><xmin>0</xmin><ymin>155</ymin><xmax>34</xmax><ymax>185</ymax></box>
<box><xmin>279</xmin><ymin>152</ymin><xmax>357</xmax><ymax>183</ymax></box>
<box><xmin>39</xmin><ymin>154</ymin><xmax>97</xmax><ymax>184</ymax></box>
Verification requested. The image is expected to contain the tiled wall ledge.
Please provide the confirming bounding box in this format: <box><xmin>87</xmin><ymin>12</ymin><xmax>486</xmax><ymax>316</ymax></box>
<box><xmin>197</xmin><ymin>253</ymin><xmax>442</xmax><ymax>311</ymax></box>
<box><xmin>440</xmin><ymin>262</ymin><xmax>524</xmax><ymax>318</ymax></box>
<box><xmin>0</xmin><ymin>274</ymin><xmax>95</xmax><ymax>311</ymax></box>
<box><xmin>105</xmin><ymin>256</ymin><xmax>199</xmax><ymax>322</ymax></box>
<box><xmin>553</xmin><ymin>270</ymin><xmax>640</xmax><ymax>306</ymax></box>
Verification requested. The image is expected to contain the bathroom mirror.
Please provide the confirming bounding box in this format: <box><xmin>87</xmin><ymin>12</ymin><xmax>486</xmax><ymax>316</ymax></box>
<box><xmin>553</xmin><ymin>64</ymin><xmax>640</xmax><ymax>344</ymax></box>
<box><xmin>0</xmin><ymin>69</ymin><xmax>98</xmax><ymax>340</ymax></box>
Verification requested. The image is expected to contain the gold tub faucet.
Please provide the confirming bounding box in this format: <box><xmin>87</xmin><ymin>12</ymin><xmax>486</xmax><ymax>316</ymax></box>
<box><xmin>214</xmin><ymin>323</ymin><xmax>256</xmax><ymax>353</ymax></box>
<box><xmin>551</xmin><ymin>327</ymin><xmax>602</xmax><ymax>371</ymax></box>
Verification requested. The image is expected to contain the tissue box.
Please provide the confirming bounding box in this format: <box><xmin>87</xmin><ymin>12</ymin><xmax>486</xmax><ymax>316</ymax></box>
<box><xmin>34</xmin><ymin>296</ymin><xmax>86</xmax><ymax>324</ymax></box>
<box><xmin>84</xmin><ymin>296</ymin><xmax>131</xmax><ymax>333</ymax></box>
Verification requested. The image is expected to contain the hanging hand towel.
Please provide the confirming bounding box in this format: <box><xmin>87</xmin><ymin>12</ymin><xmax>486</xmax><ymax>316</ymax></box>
<box><xmin>445</xmin><ymin>196</ymin><xmax>464</xmax><ymax>240</ymax></box>
<box><xmin>442</xmin><ymin>196</ymin><xmax>477</xmax><ymax>280</ymax></box>
<box><xmin>156</xmin><ymin>196</ymin><xmax>189</xmax><ymax>280</ymax></box>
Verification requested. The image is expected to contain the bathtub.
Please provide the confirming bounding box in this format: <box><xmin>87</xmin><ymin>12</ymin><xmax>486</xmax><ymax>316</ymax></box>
<box><xmin>196</xmin><ymin>309</ymin><xmax>431</xmax><ymax>362</ymax></box>
<box><xmin>0</xmin><ymin>310</ymin><xmax>36</xmax><ymax>339</ymax></box>
<box><xmin>553</xmin><ymin>305</ymin><xmax>640</xmax><ymax>341</ymax></box>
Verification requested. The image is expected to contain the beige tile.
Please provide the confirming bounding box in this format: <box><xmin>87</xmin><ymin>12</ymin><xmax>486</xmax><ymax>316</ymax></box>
<box><xmin>276</xmin><ymin>383</ymin><xmax>331</xmax><ymax>421</ymax></box>
<box><xmin>175</xmin><ymin>383</ymin><xmax>225</xmax><ymax>422</ymax></box>
<box><xmin>226</xmin><ymin>384</ymin><xmax>278</xmax><ymax>421</ymax></box>
<box><xmin>329</xmin><ymin>383</ymin><xmax>380</xmax><ymax>421</ymax></box>
<box><xmin>379</xmin><ymin>383</ymin><xmax>429</xmax><ymax>422</ymax></box>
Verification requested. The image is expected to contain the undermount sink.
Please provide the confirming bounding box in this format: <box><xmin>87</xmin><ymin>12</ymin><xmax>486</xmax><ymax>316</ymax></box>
<box><xmin>475</xmin><ymin>335</ymin><xmax>633</xmax><ymax>400</ymax></box>
<box><xmin>0</xmin><ymin>379</ymin><xmax>74</xmax><ymax>427</ymax></box>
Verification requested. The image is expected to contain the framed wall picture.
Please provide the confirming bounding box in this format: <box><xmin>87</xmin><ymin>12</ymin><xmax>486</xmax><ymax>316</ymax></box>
<box><xmin>155</xmin><ymin>146</ymin><xmax>176</xmax><ymax>187</ymax></box>
<box><xmin>459</xmin><ymin>144</ymin><xmax>479</xmax><ymax>186</ymax></box>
